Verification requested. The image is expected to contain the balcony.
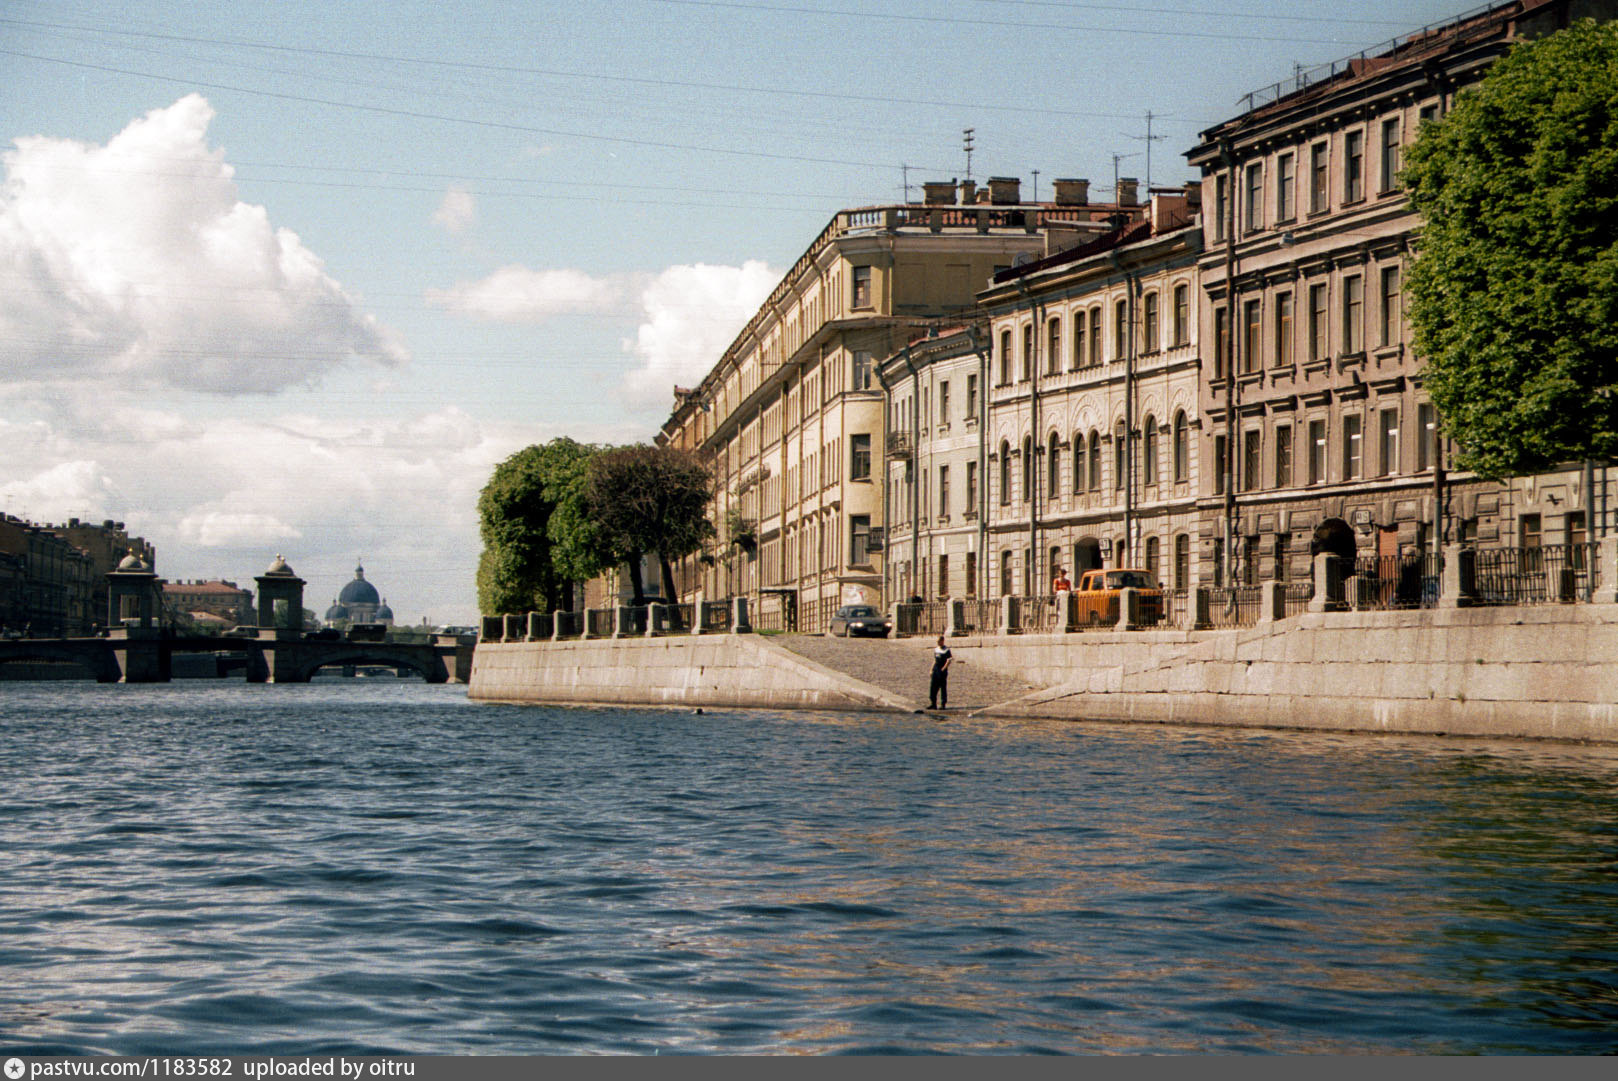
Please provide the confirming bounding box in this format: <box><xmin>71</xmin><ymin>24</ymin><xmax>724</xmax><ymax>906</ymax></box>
<box><xmin>887</xmin><ymin>432</ymin><xmax>914</xmax><ymax>459</ymax></box>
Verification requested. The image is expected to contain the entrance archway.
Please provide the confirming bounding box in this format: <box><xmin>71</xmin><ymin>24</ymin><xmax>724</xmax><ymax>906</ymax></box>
<box><xmin>1311</xmin><ymin>518</ymin><xmax>1357</xmax><ymax>564</ymax></box>
<box><xmin>1073</xmin><ymin>538</ymin><xmax>1102</xmax><ymax>576</ymax></box>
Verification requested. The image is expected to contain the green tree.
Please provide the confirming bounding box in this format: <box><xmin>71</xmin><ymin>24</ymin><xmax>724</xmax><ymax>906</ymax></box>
<box><xmin>1403</xmin><ymin>18</ymin><xmax>1618</xmax><ymax>479</ymax></box>
<box><xmin>476</xmin><ymin>438</ymin><xmax>601</xmax><ymax>614</ymax></box>
<box><xmin>583</xmin><ymin>444</ymin><xmax>714</xmax><ymax>604</ymax></box>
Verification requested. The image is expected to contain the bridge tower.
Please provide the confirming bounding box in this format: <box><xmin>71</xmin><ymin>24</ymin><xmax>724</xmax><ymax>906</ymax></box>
<box><xmin>106</xmin><ymin>550</ymin><xmax>168</xmax><ymax>682</ymax></box>
<box><xmin>255</xmin><ymin>555</ymin><xmax>306</xmax><ymax>639</ymax></box>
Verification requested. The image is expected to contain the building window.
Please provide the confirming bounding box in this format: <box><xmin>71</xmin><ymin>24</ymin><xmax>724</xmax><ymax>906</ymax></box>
<box><xmin>1071</xmin><ymin>309</ymin><xmax>1086</xmax><ymax>369</ymax></box>
<box><xmin>1242</xmin><ymin>298</ymin><xmax>1262</xmax><ymax>374</ymax></box>
<box><xmin>852</xmin><ymin>351</ymin><xmax>873</xmax><ymax>391</ymax></box>
<box><xmin>1143</xmin><ymin>416</ymin><xmax>1159</xmax><ymax>487</ymax></box>
<box><xmin>1417</xmin><ymin>402</ymin><xmax>1437</xmax><ymax>471</ymax></box>
<box><xmin>1242</xmin><ymin>429</ymin><xmax>1262</xmax><ymax>492</ymax></box>
<box><xmin>1213</xmin><ymin>434</ymin><xmax>1227</xmax><ymax>495</ymax></box>
<box><xmin>1048</xmin><ymin>434</ymin><xmax>1061</xmax><ymax>497</ymax></box>
<box><xmin>1308</xmin><ymin>419</ymin><xmax>1327</xmax><ymax>484</ymax></box>
<box><xmin>1213</xmin><ymin>173</ymin><xmax>1228</xmax><ymax>241</ymax></box>
<box><xmin>998</xmin><ymin>441</ymin><xmax>1011</xmax><ymax>506</ymax></box>
<box><xmin>1023</xmin><ymin>436</ymin><xmax>1034</xmax><ymax>502</ymax></box>
<box><xmin>1072</xmin><ymin>434</ymin><xmax>1086</xmax><ymax>495</ymax></box>
<box><xmin>1521</xmin><ymin>513</ymin><xmax>1542</xmax><ymax>549</ymax></box>
<box><xmin>1344</xmin><ymin>129</ymin><xmax>1364</xmax><ymax>202</ymax></box>
<box><xmin>998</xmin><ymin>329</ymin><xmax>1012</xmax><ymax>385</ymax></box>
<box><xmin>1274</xmin><ymin>534</ymin><xmax>1291</xmax><ymax>582</ymax></box>
<box><xmin>1343</xmin><ymin>413</ymin><xmax>1363</xmax><ymax>479</ymax></box>
<box><xmin>1275</xmin><ymin>424</ymin><xmax>1293</xmax><ymax>488</ymax></box>
<box><xmin>1380</xmin><ymin>117</ymin><xmax>1401</xmax><ymax>193</ymax></box>
<box><xmin>1088</xmin><ymin>431</ymin><xmax>1103</xmax><ymax>490</ymax></box>
<box><xmin>1000</xmin><ymin>551</ymin><xmax>1013</xmax><ymax>597</ymax></box>
<box><xmin>1172</xmin><ymin>284</ymin><xmax>1189</xmax><ymax>346</ymax></box>
<box><xmin>1568</xmin><ymin>511</ymin><xmax>1588</xmax><ymax>550</ymax></box>
<box><xmin>1277</xmin><ymin>151</ymin><xmax>1295</xmax><ymax>221</ymax></box>
<box><xmin>1307</xmin><ymin>283</ymin><xmax>1328</xmax><ymax>361</ymax></box>
<box><xmin>937</xmin><ymin>554</ymin><xmax>949</xmax><ymax>598</ymax></box>
<box><xmin>1089</xmin><ymin>307</ymin><xmax>1102</xmax><ymax>366</ymax></box>
<box><xmin>1143</xmin><ymin>292</ymin><xmax>1159</xmax><ymax>352</ymax></box>
<box><xmin>1114</xmin><ymin>422</ymin><xmax>1127</xmax><ymax>491</ymax></box>
<box><xmin>850</xmin><ymin>515</ymin><xmax>872</xmax><ymax>564</ymax></box>
<box><xmin>936</xmin><ymin>464</ymin><xmax>949</xmax><ymax>518</ymax></box>
<box><xmin>966</xmin><ymin>460</ymin><xmax>978</xmax><ymax>510</ymax></box>
<box><xmin>1021</xmin><ymin>323</ymin><xmax>1033</xmax><ymax>381</ymax></box>
<box><xmin>1174</xmin><ymin>533</ymin><xmax>1190</xmax><ymax>591</ymax></box>
<box><xmin>1343</xmin><ymin>274</ymin><xmax>1363</xmax><ymax>354</ymax></box>
<box><xmin>852</xmin><ymin>265</ymin><xmax>872</xmax><ymax>309</ymax></box>
<box><xmin>1274</xmin><ymin>291</ymin><xmax>1294</xmax><ymax>368</ymax></box>
<box><xmin>1244</xmin><ymin>162</ymin><xmax>1263</xmax><ymax>233</ymax></box>
<box><xmin>965</xmin><ymin>551</ymin><xmax>977</xmax><ymax>597</ymax></box>
<box><xmin>850</xmin><ymin>434</ymin><xmax>871</xmax><ymax>481</ymax></box>
<box><xmin>1145</xmin><ymin>535</ymin><xmax>1161</xmax><ymax>580</ymax></box>
<box><xmin>1380</xmin><ymin>265</ymin><xmax>1401</xmax><ymax>347</ymax></box>
<box><xmin>966</xmin><ymin>373</ymin><xmax>978</xmax><ymax>418</ymax></box>
<box><xmin>1213</xmin><ymin>306</ymin><xmax>1229</xmax><ymax>379</ymax></box>
<box><xmin>1378</xmin><ymin>408</ymin><xmax>1399</xmax><ymax>476</ymax></box>
<box><xmin>1310</xmin><ymin>141</ymin><xmax>1328</xmax><ymax>213</ymax></box>
<box><xmin>1048</xmin><ymin>318</ymin><xmax>1062</xmax><ymax>375</ymax></box>
<box><xmin>1173</xmin><ymin>411</ymin><xmax>1189</xmax><ymax>483</ymax></box>
<box><xmin>1114</xmin><ymin>299</ymin><xmax>1128</xmax><ymax>360</ymax></box>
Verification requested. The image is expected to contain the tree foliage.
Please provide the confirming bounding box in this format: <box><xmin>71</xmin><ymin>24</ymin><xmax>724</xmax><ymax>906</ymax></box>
<box><xmin>475</xmin><ymin>438</ymin><xmax>601</xmax><ymax>614</ymax></box>
<box><xmin>582</xmin><ymin>444</ymin><xmax>714</xmax><ymax>604</ymax></box>
<box><xmin>1403</xmin><ymin>18</ymin><xmax>1618</xmax><ymax>479</ymax></box>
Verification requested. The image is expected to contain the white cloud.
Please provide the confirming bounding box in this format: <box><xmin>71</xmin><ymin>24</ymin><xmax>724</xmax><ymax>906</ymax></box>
<box><xmin>431</xmin><ymin>184</ymin><xmax>477</xmax><ymax>234</ymax></box>
<box><xmin>619</xmin><ymin>260</ymin><xmax>779</xmax><ymax>412</ymax></box>
<box><xmin>427</xmin><ymin>265</ymin><xmax>626</xmax><ymax>323</ymax></box>
<box><xmin>0</xmin><ymin>94</ymin><xmax>407</xmax><ymax>395</ymax></box>
<box><xmin>176</xmin><ymin>510</ymin><xmax>302</xmax><ymax>548</ymax></box>
<box><xmin>0</xmin><ymin>461</ymin><xmax>116</xmax><ymax>523</ymax></box>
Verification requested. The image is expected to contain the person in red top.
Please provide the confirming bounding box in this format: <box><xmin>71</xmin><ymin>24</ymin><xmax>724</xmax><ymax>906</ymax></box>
<box><xmin>1052</xmin><ymin>567</ymin><xmax>1072</xmax><ymax>596</ymax></box>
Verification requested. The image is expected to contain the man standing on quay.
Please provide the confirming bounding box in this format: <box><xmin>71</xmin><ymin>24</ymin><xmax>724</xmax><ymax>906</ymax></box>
<box><xmin>929</xmin><ymin>635</ymin><xmax>953</xmax><ymax>710</ymax></box>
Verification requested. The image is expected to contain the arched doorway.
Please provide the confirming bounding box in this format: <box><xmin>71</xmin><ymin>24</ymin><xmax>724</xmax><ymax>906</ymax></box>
<box><xmin>1311</xmin><ymin>518</ymin><xmax>1357</xmax><ymax>564</ymax></box>
<box><xmin>1073</xmin><ymin>537</ymin><xmax>1102</xmax><ymax>576</ymax></box>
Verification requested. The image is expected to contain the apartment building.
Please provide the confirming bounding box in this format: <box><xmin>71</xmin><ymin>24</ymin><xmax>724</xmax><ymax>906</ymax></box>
<box><xmin>976</xmin><ymin>185</ymin><xmax>1205</xmax><ymax>600</ymax></box>
<box><xmin>658</xmin><ymin>177</ymin><xmax>1145</xmax><ymax>628</ymax></box>
<box><xmin>1187</xmin><ymin>0</ymin><xmax>1612</xmax><ymax>585</ymax></box>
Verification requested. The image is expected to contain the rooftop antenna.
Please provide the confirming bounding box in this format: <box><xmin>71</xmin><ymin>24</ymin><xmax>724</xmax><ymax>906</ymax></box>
<box><xmin>901</xmin><ymin>163</ymin><xmax>912</xmax><ymax>203</ymax></box>
<box><xmin>963</xmin><ymin>128</ymin><xmax>976</xmax><ymax>183</ymax></box>
<box><xmin>1109</xmin><ymin>151</ymin><xmax>1141</xmax><ymax>197</ymax></box>
<box><xmin>1130</xmin><ymin>111</ymin><xmax>1169</xmax><ymax>192</ymax></box>
<box><xmin>1031</xmin><ymin>169</ymin><xmax>1040</xmax><ymax>204</ymax></box>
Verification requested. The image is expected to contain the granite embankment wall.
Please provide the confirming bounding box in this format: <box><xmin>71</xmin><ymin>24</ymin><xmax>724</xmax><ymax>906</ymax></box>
<box><xmin>468</xmin><ymin>634</ymin><xmax>912</xmax><ymax>711</ymax></box>
<box><xmin>974</xmin><ymin>605</ymin><xmax>1618</xmax><ymax>742</ymax></box>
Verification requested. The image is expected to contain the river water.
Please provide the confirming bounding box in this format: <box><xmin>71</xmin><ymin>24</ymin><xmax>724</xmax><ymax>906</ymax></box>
<box><xmin>2</xmin><ymin>680</ymin><xmax>1616</xmax><ymax>1055</ymax></box>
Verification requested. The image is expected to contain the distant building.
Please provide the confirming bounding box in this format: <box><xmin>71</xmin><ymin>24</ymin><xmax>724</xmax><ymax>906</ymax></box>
<box><xmin>162</xmin><ymin>579</ymin><xmax>255</xmax><ymax>629</ymax></box>
<box><xmin>0</xmin><ymin>514</ymin><xmax>95</xmax><ymax>635</ymax></box>
<box><xmin>322</xmin><ymin>562</ymin><xmax>395</xmax><ymax>628</ymax></box>
<box><xmin>49</xmin><ymin>518</ymin><xmax>156</xmax><ymax>629</ymax></box>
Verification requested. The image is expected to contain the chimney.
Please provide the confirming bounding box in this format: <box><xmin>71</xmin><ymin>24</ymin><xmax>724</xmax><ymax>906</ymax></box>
<box><xmin>1117</xmin><ymin>177</ymin><xmax>1139</xmax><ymax>207</ymax></box>
<box><xmin>923</xmin><ymin>180</ymin><xmax>957</xmax><ymax>205</ymax></box>
<box><xmin>987</xmin><ymin>176</ymin><xmax>1021</xmax><ymax>205</ymax></box>
<box><xmin>1053</xmin><ymin>178</ymin><xmax>1090</xmax><ymax>206</ymax></box>
<box><xmin>958</xmin><ymin>178</ymin><xmax>977</xmax><ymax>205</ymax></box>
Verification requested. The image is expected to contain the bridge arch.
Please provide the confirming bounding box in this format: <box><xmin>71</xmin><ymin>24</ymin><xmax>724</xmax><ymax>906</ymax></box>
<box><xmin>274</xmin><ymin>644</ymin><xmax>448</xmax><ymax>684</ymax></box>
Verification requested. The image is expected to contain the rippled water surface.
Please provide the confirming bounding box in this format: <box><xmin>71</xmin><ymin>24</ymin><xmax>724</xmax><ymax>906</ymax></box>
<box><xmin>3</xmin><ymin>681</ymin><xmax>1618</xmax><ymax>1054</ymax></box>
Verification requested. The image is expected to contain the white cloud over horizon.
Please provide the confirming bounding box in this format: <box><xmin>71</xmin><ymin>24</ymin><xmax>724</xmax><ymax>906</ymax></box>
<box><xmin>426</xmin><ymin>265</ymin><xmax>626</xmax><ymax>322</ymax></box>
<box><xmin>431</xmin><ymin>184</ymin><xmax>478</xmax><ymax>235</ymax></box>
<box><xmin>0</xmin><ymin>94</ymin><xmax>407</xmax><ymax>395</ymax></box>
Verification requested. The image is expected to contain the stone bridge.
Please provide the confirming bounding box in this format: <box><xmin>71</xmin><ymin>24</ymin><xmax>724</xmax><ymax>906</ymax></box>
<box><xmin>0</xmin><ymin>632</ymin><xmax>472</xmax><ymax>684</ymax></box>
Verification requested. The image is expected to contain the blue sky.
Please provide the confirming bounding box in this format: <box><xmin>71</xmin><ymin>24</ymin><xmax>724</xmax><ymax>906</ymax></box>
<box><xmin>0</xmin><ymin>0</ymin><xmax>1471</xmax><ymax>622</ymax></box>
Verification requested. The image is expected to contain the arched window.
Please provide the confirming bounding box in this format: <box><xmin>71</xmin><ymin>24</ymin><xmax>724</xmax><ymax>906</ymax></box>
<box><xmin>1174</xmin><ymin>533</ymin><xmax>1190</xmax><ymax>591</ymax></box>
<box><xmin>1089</xmin><ymin>307</ymin><xmax>1102</xmax><ymax>365</ymax></box>
<box><xmin>999</xmin><ymin>329</ymin><xmax>1012</xmax><ymax>385</ymax></box>
<box><xmin>998</xmin><ymin>440</ymin><xmax>1011</xmax><ymax>505</ymax></box>
<box><xmin>1173</xmin><ymin>283</ymin><xmax>1190</xmax><ymax>346</ymax></box>
<box><xmin>1143</xmin><ymin>415</ymin><xmax>1159</xmax><ymax>488</ymax></box>
<box><xmin>1071</xmin><ymin>310</ymin><xmax>1085</xmax><ymax>370</ymax></box>
<box><xmin>1047</xmin><ymin>318</ymin><xmax>1062</xmax><ymax>375</ymax></box>
<box><xmin>1114</xmin><ymin>298</ymin><xmax>1128</xmax><ymax>359</ymax></box>
<box><xmin>1000</xmin><ymin>550</ymin><xmax>1013</xmax><ymax>597</ymax></box>
<box><xmin>1143</xmin><ymin>292</ymin><xmax>1160</xmax><ymax>352</ymax></box>
<box><xmin>1072</xmin><ymin>432</ymin><xmax>1086</xmax><ymax>494</ymax></box>
<box><xmin>1114</xmin><ymin>421</ymin><xmax>1128</xmax><ymax>491</ymax></box>
<box><xmin>1173</xmin><ymin>410</ymin><xmax>1189</xmax><ymax>483</ymax></box>
<box><xmin>1048</xmin><ymin>432</ymin><xmax>1061</xmax><ymax>497</ymax></box>
<box><xmin>1088</xmin><ymin>430</ymin><xmax>1102</xmax><ymax>490</ymax></box>
<box><xmin>1022</xmin><ymin>436</ymin><xmax>1034</xmax><ymax>501</ymax></box>
<box><xmin>1021</xmin><ymin>324</ymin><xmax>1033</xmax><ymax>382</ymax></box>
<box><xmin>1145</xmin><ymin>535</ymin><xmax>1161</xmax><ymax>579</ymax></box>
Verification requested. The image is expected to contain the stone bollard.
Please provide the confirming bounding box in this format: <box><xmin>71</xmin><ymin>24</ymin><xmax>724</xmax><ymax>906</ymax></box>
<box><xmin>1258</xmin><ymin>580</ymin><xmax>1286</xmax><ymax>624</ymax></box>
<box><xmin>1188</xmin><ymin>588</ymin><xmax>1212</xmax><ymax>630</ymax></box>
<box><xmin>1307</xmin><ymin>553</ymin><xmax>1346</xmax><ymax>613</ymax></box>
<box><xmin>1439</xmin><ymin>543</ymin><xmax>1475</xmax><ymax>608</ymax></box>
<box><xmin>691</xmin><ymin>591</ymin><xmax>706</xmax><ymax>634</ymax></box>
<box><xmin>1600</xmin><ymin>536</ymin><xmax>1618</xmax><ymax>604</ymax></box>
<box><xmin>732</xmin><ymin>596</ymin><xmax>752</xmax><ymax>633</ymax></box>
<box><xmin>553</xmin><ymin>610</ymin><xmax>567</xmax><ymax>639</ymax></box>
<box><xmin>1057</xmin><ymin>590</ymin><xmax>1074</xmax><ymax>634</ymax></box>
<box><xmin>1000</xmin><ymin>595</ymin><xmax>1017</xmax><ymax>635</ymax></box>
<box><xmin>1116</xmin><ymin>587</ymin><xmax>1142</xmax><ymax>631</ymax></box>
<box><xmin>646</xmin><ymin>603</ymin><xmax>663</xmax><ymax>637</ymax></box>
<box><xmin>946</xmin><ymin>599</ymin><xmax>964</xmax><ymax>637</ymax></box>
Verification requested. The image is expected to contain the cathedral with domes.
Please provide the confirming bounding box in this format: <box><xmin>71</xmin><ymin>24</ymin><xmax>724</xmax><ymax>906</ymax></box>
<box><xmin>323</xmin><ymin>561</ymin><xmax>395</xmax><ymax>628</ymax></box>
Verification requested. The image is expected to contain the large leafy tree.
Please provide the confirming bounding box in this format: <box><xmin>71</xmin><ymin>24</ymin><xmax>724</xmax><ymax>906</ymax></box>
<box><xmin>583</xmin><ymin>444</ymin><xmax>714</xmax><ymax>604</ymax></box>
<box><xmin>476</xmin><ymin>438</ymin><xmax>601</xmax><ymax>614</ymax></box>
<box><xmin>1403</xmin><ymin>18</ymin><xmax>1618</xmax><ymax>479</ymax></box>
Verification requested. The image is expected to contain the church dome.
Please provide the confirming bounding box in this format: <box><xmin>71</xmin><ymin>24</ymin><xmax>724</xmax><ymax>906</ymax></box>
<box><xmin>324</xmin><ymin>598</ymin><xmax>346</xmax><ymax>622</ymax></box>
<box><xmin>338</xmin><ymin>562</ymin><xmax>380</xmax><ymax>607</ymax></box>
<box><xmin>264</xmin><ymin>554</ymin><xmax>296</xmax><ymax>577</ymax></box>
<box><xmin>375</xmin><ymin>599</ymin><xmax>394</xmax><ymax>622</ymax></box>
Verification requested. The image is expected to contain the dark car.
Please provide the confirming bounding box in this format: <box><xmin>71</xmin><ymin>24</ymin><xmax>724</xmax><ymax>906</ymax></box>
<box><xmin>827</xmin><ymin>605</ymin><xmax>891</xmax><ymax>638</ymax></box>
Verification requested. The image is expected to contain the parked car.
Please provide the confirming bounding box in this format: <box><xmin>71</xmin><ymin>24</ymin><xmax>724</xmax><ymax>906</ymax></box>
<box><xmin>827</xmin><ymin>605</ymin><xmax>892</xmax><ymax>638</ymax></box>
<box><xmin>1071</xmin><ymin>569</ymin><xmax>1165</xmax><ymax>626</ymax></box>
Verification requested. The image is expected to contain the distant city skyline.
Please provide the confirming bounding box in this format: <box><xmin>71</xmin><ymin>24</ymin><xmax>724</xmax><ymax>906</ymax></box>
<box><xmin>1</xmin><ymin>0</ymin><xmax>1476</xmax><ymax>622</ymax></box>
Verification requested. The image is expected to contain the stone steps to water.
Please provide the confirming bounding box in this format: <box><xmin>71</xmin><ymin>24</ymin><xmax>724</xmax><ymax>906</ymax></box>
<box><xmin>773</xmin><ymin>633</ymin><xmax>1041</xmax><ymax>712</ymax></box>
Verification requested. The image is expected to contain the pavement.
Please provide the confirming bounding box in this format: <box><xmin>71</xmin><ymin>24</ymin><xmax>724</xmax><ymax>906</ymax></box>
<box><xmin>774</xmin><ymin>633</ymin><xmax>1040</xmax><ymax>713</ymax></box>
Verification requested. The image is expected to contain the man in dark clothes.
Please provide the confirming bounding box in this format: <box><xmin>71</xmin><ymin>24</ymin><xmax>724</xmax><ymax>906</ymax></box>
<box><xmin>929</xmin><ymin>635</ymin><xmax>953</xmax><ymax>709</ymax></box>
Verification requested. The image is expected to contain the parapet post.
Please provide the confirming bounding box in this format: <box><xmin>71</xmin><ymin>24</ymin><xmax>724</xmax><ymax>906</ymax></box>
<box><xmin>1599</xmin><ymin>536</ymin><xmax>1618</xmax><ymax>604</ymax></box>
<box><xmin>527</xmin><ymin>612</ymin><xmax>547</xmax><ymax>641</ymax></box>
<box><xmin>482</xmin><ymin>615</ymin><xmax>504</xmax><ymax>642</ymax></box>
<box><xmin>888</xmin><ymin>602</ymin><xmax>902</xmax><ymax>639</ymax></box>
<box><xmin>613</xmin><ymin>606</ymin><xmax>630</xmax><ymax>639</ymax></box>
<box><xmin>946</xmin><ymin>599</ymin><xmax>964</xmax><ymax>637</ymax></box>
<box><xmin>552</xmin><ymin>610</ymin><xmax>566</xmax><ymax>639</ymax></box>
<box><xmin>1439</xmin><ymin>543</ymin><xmax>1474</xmax><ymax>608</ymax></box>
<box><xmin>1188</xmin><ymin>588</ymin><xmax>1211</xmax><ymax>630</ymax></box>
<box><xmin>646</xmin><ymin>603</ymin><xmax>662</xmax><ymax>637</ymax></box>
<box><xmin>1258</xmin><ymin>580</ymin><xmax>1285</xmax><ymax>624</ymax></box>
<box><xmin>1307</xmin><ymin>553</ymin><xmax>1346</xmax><ymax>613</ymax></box>
<box><xmin>731</xmin><ymin>596</ymin><xmax>752</xmax><ymax>633</ymax></box>
<box><xmin>1116</xmin><ymin>587</ymin><xmax>1141</xmax><ymax>631</ymax></box>
<box><xmin>1057</xmin><ymin>591</ymin><xmax>1074</xmax><ymax>634</ymax></box>
<box><xmin>999</xmin><ymin>595</ymin><xmax>1016</xmax><ymax>636</ymax></box>
<box><xmin>692</xmin><ymin>590</ymin><xmax>706</xmax><ymax>635</ymax></box>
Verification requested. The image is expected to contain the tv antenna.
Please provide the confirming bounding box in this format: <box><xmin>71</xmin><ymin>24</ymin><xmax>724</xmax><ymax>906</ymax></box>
<box><xmin>963</xmin><ymin>128</ymin><xmax>976</xmax><ymax>182</ymax></box>
<box><xmin>1130</xmin><ymin>111</ymin><xmax>1169</xmax><ymax>192</ymax></box>
<box><xmin>1109</xmin><ymin>151</ymin><xmax>1141</xmax><ymax>197</ymax></box>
